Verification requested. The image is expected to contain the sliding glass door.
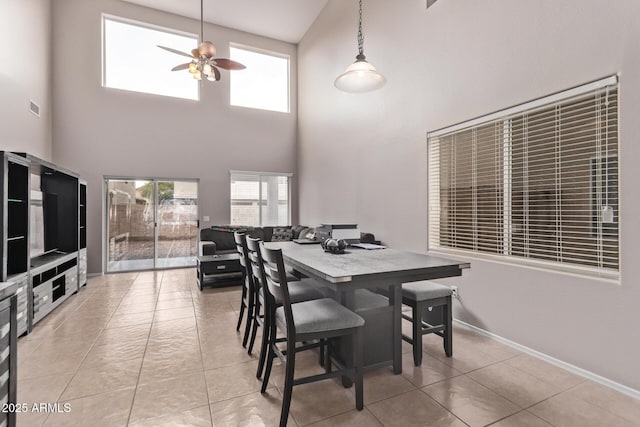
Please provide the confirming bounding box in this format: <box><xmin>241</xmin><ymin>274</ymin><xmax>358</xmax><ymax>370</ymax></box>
<box><xmin>106</xmin><ymin>178</ymin><xmax>198</xmax><ymax>272</ymax></box>
<box><xmin>156</xmin><ymin>180</ymin><xmax>198</xmax><ymax>269</ymax></box>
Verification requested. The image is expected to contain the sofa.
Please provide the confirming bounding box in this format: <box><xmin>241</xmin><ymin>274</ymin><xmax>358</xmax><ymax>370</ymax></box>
<box><xmin>199</xmin><ymin>225</ymin><xmax>378</xmax><ymax>256</ymax></box>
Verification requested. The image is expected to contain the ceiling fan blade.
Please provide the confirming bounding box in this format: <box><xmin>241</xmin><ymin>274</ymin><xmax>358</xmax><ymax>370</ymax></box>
<box><xmin>171</xmin><ymin>63</ymin><xmax>192</xmax><ymax>71</ymax></box>
<box><xmin>158</xmin><ymin>45</ymin><xmax>195</xmax><ymax>59</ymax></box>
<box><xmin>213</xmin><ymin>66</ymin><xmax>221</xmax><ymax>81</ymax></box>
<box><xmin>213</xmin><ymin>58</ymin><xmax>246</xmax><ymax>70</ymax></box>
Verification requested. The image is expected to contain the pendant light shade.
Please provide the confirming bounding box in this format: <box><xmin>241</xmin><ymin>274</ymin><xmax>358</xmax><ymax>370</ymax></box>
<box><xmin>335</xmin><ymin>55</ymin><xmax>386</xmax><ymax>93</ymax></box>
<box><xmin>335</xmin><ymin>0</ymin><xmax>386</xmax><ymax>93</ymax></box>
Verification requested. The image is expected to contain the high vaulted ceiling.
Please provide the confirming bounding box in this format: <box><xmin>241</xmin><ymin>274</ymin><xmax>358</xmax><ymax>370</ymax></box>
<box><xmin>122</xmin><ymin>0</ymin><xmax>329</xmax><ymax>43</ymax></box>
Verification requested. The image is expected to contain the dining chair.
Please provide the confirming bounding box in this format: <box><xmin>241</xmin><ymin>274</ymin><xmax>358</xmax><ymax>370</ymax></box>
<box><xmin>257</xmin><ymin>243</ymin><xmax>365</xmax><ymax>427</ymax></box>
<box><xmin>233</xmin><ymin>232</ymin><xmax>255</xmax><ymax>348</ymax></box>
<box><xmin>401</xmin><ymin>281</ymin><xmax>453</xmax><ymax>366</ymax></box>
<box><xmin>245</xmin><ymin>236</ymin><xmax>327</xmax><ymax>372</ymax></box>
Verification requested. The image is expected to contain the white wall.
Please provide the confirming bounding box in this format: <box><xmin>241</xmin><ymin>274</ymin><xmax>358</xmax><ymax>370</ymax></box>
<box><xmin>298</xmin><ymin>0</ymin><xmax>640</xmax><ymax>390</ymax></box>
<box><xmin>51</xmin><ymin>0</ymin><xmax>298</xmax><ymax>274</ymax></box>
<box><xmin>0</xmin><ymin>0</ymin><xmax>52</xmax><ymax>159</ymax></box>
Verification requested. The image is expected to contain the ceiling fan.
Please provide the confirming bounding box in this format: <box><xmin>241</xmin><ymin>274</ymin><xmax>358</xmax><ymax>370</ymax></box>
<box><xmin>158</xmin><ymin>0</ymin><xmax>246</xmax><ymax>81</ymax></box>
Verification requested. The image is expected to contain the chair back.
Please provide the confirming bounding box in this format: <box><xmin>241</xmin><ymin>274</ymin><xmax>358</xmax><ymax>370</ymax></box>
<box><xmin>234</xmin><ymin>232</ymin><xmax>249</xmax><ymax>268</ymax></box>
<box><xmin>247</xmin><ymin>236</ymin><xmax>268</xmax><ymax>303</ymax></box>
<box><xmin>234</xmin><ymin>232</ymin><xmax>253</xmax><ymax>291</ymax></box>
<box><xmin>259</xmin><ymin>243</ymin><xmax>295</xmax><ymax>335</ymax></box>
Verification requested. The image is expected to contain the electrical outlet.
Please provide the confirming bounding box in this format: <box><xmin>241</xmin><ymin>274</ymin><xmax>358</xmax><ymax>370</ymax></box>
<box><xmin>451</xmin><ymin>286</ymin><xmax>459</xmax><ymax>299</ymax></box>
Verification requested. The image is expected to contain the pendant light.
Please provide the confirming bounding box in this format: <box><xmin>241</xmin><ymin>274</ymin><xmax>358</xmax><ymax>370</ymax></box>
<box><xmin>334</xmin><ymin>0</ymin><xmax>386</xmax><ymax>93</ymax></box>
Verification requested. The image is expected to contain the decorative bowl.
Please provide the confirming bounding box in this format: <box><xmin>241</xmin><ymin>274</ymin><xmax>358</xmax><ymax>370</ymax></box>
<box><xmin>321</xmin><ymin>238</ymin><xmax>348</xmax><ymax>254</ymax></box>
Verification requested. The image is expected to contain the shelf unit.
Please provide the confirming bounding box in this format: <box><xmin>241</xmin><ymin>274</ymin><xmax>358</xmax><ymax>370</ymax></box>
<box><xmin>1</xmin><ymin>152</ymin><xmax>85</xmax><ymax>332</ymax></box>
<box><xmin>26</xmin><ymin>155</ymin><xmax>80</xmax><ymax>326</ymax></box>
<box><xmin>1</xmin><ymin>153</ymin><xmax>29</xmax><ymax>336</ymax></box>
<box><xmin>31</xmin><ymin>253</ymin><xmax>78</xmax><ymax>323</ymax></box>
<box><xmin>3</xmin><ymin>155</ymin><xmax>29</xmax><ymax>278</ymax></box>
<box><xmin>79</xmin><ymin>180</ymin><xmax>87</xmax><ymax>287</ymax></box>
<box><xmin>0</xmin><ymin>281</ymin><xmax>18</xmax><ymax>427</ymax></box>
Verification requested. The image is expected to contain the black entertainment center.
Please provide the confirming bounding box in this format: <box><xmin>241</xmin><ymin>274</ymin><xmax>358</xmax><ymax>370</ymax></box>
<box><xmin>1</xmin><ymin>151</ymin><xmax>87</xmax><ymax>333</ymax></box>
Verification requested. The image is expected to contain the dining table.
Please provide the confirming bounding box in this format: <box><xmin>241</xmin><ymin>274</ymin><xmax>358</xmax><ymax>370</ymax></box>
<box><xmin>264</xmin><ymin>241</ymin><xmax>470</xmax><ymax>376</ymax></box>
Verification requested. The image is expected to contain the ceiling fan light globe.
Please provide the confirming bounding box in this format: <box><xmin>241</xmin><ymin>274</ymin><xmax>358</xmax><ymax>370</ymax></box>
<box><xmin>188</xmin><ymin>62</ymin><xmax>198</xmax><ymax>73</ymax></box>
<box><xmin>193</xmin><ymin>71</ymin><xmax>202</xmax><ymax>80</ymax></box>
<box><xmin>335</xmin><ymin>59</ymin><xmax>386</xmax><ymax>93</ymax></box>
<box><xmin>203</xmin><ymin>63</ymin><xmax>213</xmax><ymax>76</ymax></box>
<box><xmin>198</xmin><ymin>41</ymin><xmax>216</xmax><ymax>58</ymax></box>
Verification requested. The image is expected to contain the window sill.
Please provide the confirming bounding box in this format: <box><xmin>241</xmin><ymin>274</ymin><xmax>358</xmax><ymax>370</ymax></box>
<box><xmin>428</xmin><ymin>246</ymin><xmax>621</xmax><ymax>285</ymax></box>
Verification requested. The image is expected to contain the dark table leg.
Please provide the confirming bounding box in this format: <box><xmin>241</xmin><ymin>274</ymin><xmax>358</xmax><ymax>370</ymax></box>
<box><xmin>389</xmin><ymin>283</ymin><xmax>403</xmax><ymax>374</ymax></box>
<box><xmin>339</xmin><ymin>289</ymin><xmax>356</xmax><ymax>388</ymax></box>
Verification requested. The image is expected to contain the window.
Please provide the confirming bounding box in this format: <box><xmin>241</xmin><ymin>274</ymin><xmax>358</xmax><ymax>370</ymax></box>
<box><xmin>229</xmin><ymin>45</ymin><xmax>289</xmax><ymax>113</ymax></box>
<box><xmin>230</xmin><ymin>172</ymin><xmax>291</xmax><ymax>226</ymax></box>
<box><xmin>102</xmin><ymin>15</ymin><xmax>199</xmax><ymax>100</ymax></box>
<box><xmin>428</xmin><ymin>76</ymin><xmax>619</xmax><ymax>279</ymax></box>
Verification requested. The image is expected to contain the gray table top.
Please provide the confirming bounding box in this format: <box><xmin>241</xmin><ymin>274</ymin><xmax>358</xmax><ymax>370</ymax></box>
<box><xmin>264</xmin><ymin>241</ymin><xmax>470</xmax><ymax>284</ymax></box>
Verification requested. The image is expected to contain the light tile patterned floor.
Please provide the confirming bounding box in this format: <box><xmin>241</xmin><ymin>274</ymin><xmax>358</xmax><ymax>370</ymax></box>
<box><xmin>16</xmin><ymin>269</ymin><xmax>640</xmax><ymax>426</ymax></box>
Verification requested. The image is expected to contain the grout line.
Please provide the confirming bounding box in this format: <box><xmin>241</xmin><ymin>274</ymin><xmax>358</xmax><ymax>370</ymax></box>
<box><xmin>39</xmin><ymin>274</ymin><xmax>139</xmax><ymax>424</ymax></box>
<box><xmin>365</xmin><ymin>405</ymin><xmax>391</xmax><ymax>427</ymax></box>
<box><xmin>483</xmin><ymin>409</ymin><xmax>553</xmax><ymax>427</ymax></box>
<box><xmin>416</xmin><ymin>388</ymin><xmax>472</xmax><ymax>427</ymax></box>
<box><xmin>122</xmin><ymin>273</ymin><xmax>153</xmax><ymax>426</ymax></box>
<box><xmin>376</xmin><ymin>388</ymin><xmax>472</xmax><ymax>427</ymax></box>
<box><xmin>453</xmin><ymin>319</ymin><xmax>640</xmax><ymax>400</ymax></box>
<box><xmin>193</xmin><ymin>279</ymin><xmax>213</xmax><ymax>410</ymax></box>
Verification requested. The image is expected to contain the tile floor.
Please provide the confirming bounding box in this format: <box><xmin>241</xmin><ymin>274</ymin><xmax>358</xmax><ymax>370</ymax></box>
<box><xmin>16</xmin><ymin>269</ymin><xmax>640</xmax><ymax>426</ymax></box>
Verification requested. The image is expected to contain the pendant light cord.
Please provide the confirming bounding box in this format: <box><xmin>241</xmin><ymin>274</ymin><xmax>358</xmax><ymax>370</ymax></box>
<box><xmin>357</xmin><ymin>0</ymin><xmax>365</xmax><ymax>59</ymax></box>
<box><xmin>200</xmin><ymin>0</ymin><xmax>204</xmax><ymax>42</ymax></box>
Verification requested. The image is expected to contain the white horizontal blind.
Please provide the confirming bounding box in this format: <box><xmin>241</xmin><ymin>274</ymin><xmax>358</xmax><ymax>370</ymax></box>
<box><xmin>428</xmin><ymin>77</ymin><xmax>619</xmax><ymax>278</ymax></box>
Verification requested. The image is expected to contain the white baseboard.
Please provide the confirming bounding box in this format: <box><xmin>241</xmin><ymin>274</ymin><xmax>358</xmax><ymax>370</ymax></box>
<box><xmin>453</xmin><ymin>319</ymin><xmax>640</xmax><ymax>400</ymax></box>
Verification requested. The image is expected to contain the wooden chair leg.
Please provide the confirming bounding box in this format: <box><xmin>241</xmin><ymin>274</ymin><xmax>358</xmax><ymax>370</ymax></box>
<box><xmin>242</xmin><ymin>296</ymin><xmax>254</xmax><ymax>348</ymax></box>
<box><xmin>236</xmin><ymin>301</ymin><xmax>245</xmax><ymax>332</ymax></box>
<box><xmin>353</xmin><ymin>329</ymin><xmax>363</xmax><ymax>410</ymax></box>
<box><xmin>247</xmin><ymin>306</ymin><xmax>260</xmax><ymax>355</ymax></box>
<box><xmin>261</xmin><ymin>345</ymin><xmax>275</xmax><ymax>393</ymax></box>
<box><xmin>256</xmin><ymin>308</ymin><xmax>271</xmax><ymax>378</ymax></box>
<box><xmin>280</xmin><ymin>343</ymin><xmax>296</xmax><ymax>427</ymax></box>
<box><xmin>412</xmin><ymin>303</ymin><xmax>423</xmax><ymax>366</ymax></box>
<box><xmin>444</xmin><ymin>296</ymin><xmax>453</xmax><ymax>357</ymax></box>
<box><xmin>237</xmin><ymin>277</ymin><xmax>248</xmax><ymax>331</ymax></box>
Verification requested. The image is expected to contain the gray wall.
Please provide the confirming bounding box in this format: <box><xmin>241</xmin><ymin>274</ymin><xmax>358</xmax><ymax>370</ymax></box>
<box><xmin>52</xmin><ymin>0</ymin><xmax>298</xmax><ymax>274</ymax></box>
<box><xmin>0</xmin><ymin>0</ymin><xmax>52</xmax><ymax>160</ymax></box>
<box><xmin>298</xmin><ymin>0</ymin><xmax>640</xmax><ymax>390</ymax></box>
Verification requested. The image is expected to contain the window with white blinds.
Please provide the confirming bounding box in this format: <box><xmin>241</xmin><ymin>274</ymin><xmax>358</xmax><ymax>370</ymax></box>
<box><xmin>428</xmin><ymin>76</ymin><xmax>619</xmax><ymax>279</ymax></box>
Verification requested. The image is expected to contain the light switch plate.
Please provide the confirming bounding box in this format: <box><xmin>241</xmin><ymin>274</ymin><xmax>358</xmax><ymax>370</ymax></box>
<box><xmin>203</xmin><ymin>216</ymin><xmax>210</xmax><ymax>222</ymax></box>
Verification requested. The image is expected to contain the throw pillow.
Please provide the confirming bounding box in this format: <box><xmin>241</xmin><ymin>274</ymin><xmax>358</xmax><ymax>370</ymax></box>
<box><xmin>291</xmin><ymin>225</ymin><xmax>306</xmax><ymax>239</ymax></box>
<box><xmin>271</xmin><ymin>227</ymin><xmax>293</xmax><ymax>242</ymax></box>
<box><xmin>297</xmin><ymin>227</ymin><xmax>312</xmax><ymax>239</ymax></box>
